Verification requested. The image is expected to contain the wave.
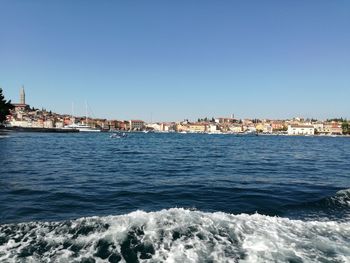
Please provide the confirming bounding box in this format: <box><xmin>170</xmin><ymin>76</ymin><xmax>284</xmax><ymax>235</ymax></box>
<box><xmin>281</xmin><ymin>188</ymin><xmax>350</xmax><ymax>222</ymax></box>
<box><xmin>1</xmin><ymin>208</ymin><xmax>350</xmax><ymax>263</ymax></box>
<box><xmin>323</xmin><ymin>188</ymin><xmax>350</xmax><ymax>207</ymax></box>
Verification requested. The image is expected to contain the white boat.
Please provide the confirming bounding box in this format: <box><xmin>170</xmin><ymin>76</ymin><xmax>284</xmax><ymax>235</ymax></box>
<box><xmin>64</xmin><ymin>101</ymin><xmax>101</xmax><ymax>132</ymax></box>
<box><xmin>64</xmin><ymin>123</ymin><xmax>101</xmax><ymax>132</ymax></box>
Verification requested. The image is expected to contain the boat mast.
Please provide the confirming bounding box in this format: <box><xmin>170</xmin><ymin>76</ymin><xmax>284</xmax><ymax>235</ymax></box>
<box><xmin>71</xmin><ymin>102</ymin><xmax>75</xmax><ymax>124</ymax></box>
<box><xmin>85</xmin><ymin>100</ymin><xmax>88</xmax><ymax>126</ymax></box>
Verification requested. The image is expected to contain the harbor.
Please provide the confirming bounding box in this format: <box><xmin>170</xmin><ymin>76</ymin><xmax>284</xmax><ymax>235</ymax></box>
<box><xmin>2</xmin><ymin>88</ymin><xmax>349</xmax><ymax>137</ymax></box>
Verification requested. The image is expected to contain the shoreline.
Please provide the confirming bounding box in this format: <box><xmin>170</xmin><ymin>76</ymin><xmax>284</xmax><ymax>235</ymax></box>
<box><xmin>1</xmin><ymin>126</ymin><xmax>79</xmax><ymax>133</ymax></box>
<box><xmin>1</xmin><ymin>127</ymin><xmax>349</xmax><ymax>137</ymax></box>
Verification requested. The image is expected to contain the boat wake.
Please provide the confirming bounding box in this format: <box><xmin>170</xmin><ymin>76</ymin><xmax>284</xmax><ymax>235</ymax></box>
<box><xmin>1</xmin><ymin>206</ymin><xmax>350</xmax><ymax>262</ymax></box>
<box><xmin>322</xmin><ymin>188</ymin><xmax>350</xmax><ymax>207</ymax></box>
<box><xmin>282</xmin><ymin>188</ymin><xmax>350</xmax><ymax>222</ymax></box>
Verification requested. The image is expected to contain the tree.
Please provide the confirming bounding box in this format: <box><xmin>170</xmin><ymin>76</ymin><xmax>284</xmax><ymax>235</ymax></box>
<box><xmin>327</xmin><ymin>117</ymin><xmax>344</xmax><ymax>122</ymax></box>
<box><xmin>0</xmin><ymin>88</ymin><xmax>13</xmax><ymax>124</ymax></box>
<box><xmin>342</xmin><ymin>121</ymin><xmax>349</xmax><ymax>135</ymax></box>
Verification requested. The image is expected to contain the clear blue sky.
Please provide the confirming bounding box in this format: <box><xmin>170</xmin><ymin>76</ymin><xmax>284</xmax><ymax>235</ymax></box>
<box><xmin>1</xmin><ymin>1</ymin><xmax>349</xmax><ymax>121</ymax></box>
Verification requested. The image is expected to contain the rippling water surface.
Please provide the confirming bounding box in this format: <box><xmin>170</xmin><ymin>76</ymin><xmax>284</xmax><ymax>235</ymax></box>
<box><xmin>0</xmin><ymin>132</ymin><xmax>349</xmax><ymax>262</ymax></box>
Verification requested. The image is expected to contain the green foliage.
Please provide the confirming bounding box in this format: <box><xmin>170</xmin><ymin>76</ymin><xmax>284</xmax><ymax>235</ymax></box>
<box><xmin>197</xmin><ymin>117</ymin><xmax>210</xmax><ymax>123</ymax></box>
<box><xmin>252</xmin><ymin>119</ymin><xmax>261</xmax><ymax>124</ymax></box>
<box><xmin>327</xmin><ymin>117</ymin><xmax>345</xmax><ymax>122</ymax></box>
<box><xmin>0</xmin><ymin>88</ymin><xmax>13</xmax><ymax>123</ymax></box>
<box><xmin>342</xmin><ymin>121</ymin><xmax>349</xmax><ymax>134</ymax></box>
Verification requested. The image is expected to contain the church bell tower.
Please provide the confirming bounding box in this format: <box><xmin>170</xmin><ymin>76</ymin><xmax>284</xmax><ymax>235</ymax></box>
<box><xmin>20</xmin><ymin>86</ymin><xmax>25</xmax><ymax>105</ymax></box>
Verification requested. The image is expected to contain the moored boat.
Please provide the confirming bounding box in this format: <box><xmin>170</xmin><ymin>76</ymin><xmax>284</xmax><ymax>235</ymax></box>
<box><xmin>64</xmin><ymin>123</ymin><xmax>101</xmax><ymax>132</ymax></box>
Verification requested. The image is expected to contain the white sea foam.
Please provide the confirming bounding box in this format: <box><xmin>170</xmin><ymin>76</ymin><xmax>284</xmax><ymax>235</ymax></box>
<box><xmin>0</xmin><ymin>208</ymin><xmax>349</xmax><ymax>262</ymax></box>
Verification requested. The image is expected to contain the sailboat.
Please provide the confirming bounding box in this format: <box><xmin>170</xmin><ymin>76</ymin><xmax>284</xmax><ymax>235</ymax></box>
<box><xmin>64</xmin><ymin>102</ymin><xmax>101</xmax><ymax>132</ymax></box>
<box><xmin>65</xmin><ymin>122</ymin><xmax>101</xmax><ymax>132</ymax></box>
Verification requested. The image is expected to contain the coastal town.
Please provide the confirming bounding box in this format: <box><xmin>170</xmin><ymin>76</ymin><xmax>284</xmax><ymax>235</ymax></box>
<box><xmin>3</xmin><ymin>87</ymin><xmax>350</xmax><ymax>136</ymax></box>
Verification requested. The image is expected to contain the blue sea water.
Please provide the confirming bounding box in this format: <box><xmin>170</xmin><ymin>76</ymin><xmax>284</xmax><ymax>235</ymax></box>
<box><xmin>0</xmin><ymin>132</ymin><xmax>349</xmax><ymax>262</ymax></box>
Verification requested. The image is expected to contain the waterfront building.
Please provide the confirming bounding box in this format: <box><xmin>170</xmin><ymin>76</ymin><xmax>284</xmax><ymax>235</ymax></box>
<box><xmin>63</xmin><ymin>117</ymin><xmax>73</xmax><ymax>126</ymax></box>
<box><xmin>160</xmin><ymin>122</ymin><xmax>175</xmax><ymax>132</ymax></box>
<box><xmin>95</xmin><ymin>119</ymin><xmax>108</xmax><ymax>129</ymax></box>
<box><xmin>129</xmin><ymin>120</ymin><xmax>144</xmax><ymax>130</ymax></box>
<box><xmin>9</xmin><ymin>119</ymin><xmax>32</xmax><ymax>128</ymax></box>
<box><xmin>264</xmin><ymin>124</ymin><xmax>273</xmax><ymax>133</ymax></box>
<box><xmin>313</xmin><ymin>123</ymin><xmax>324</xmax><ymax>134</ymax></box>
<box><xmin>44</xmin><ymin>120</ymin><xmax>54</xmax><ymax>128</ymax></box>
<box><xmin>109</xmin><ymin>120</ymin><xmax>125</xmax><ymax>130</ymax></box>
<box><xmin>228</xmin><ymin>124</ymin><xmax>243</xmax><ymax>133</ymax></box>
<box><xmin>32</xmin><ymin>120</ymin><xmax>44</xmax><ymax>128</ymax></box>
<box><xmin>287</xmin><ymin>125</ymin><xmax>315</xmax><ymax>135</ymax></box>
<box><xmin>55</xmin><ymin>122</ymin><xmax>64</xmax><ymax>128</ymax></box>
<box><xmin>312</xmin><ymin>122</ymin><xmax>342</xmax><ymax>135</ymax></box>
<box><xmin>255</xmin><ymin>123</ymin><xmax>273</xmax><ymax>133</ymax></box>
<box><xmin>271</xmin><ymin>121</ymin><xmax>285</xmax><ymax>131</ymax></box>
<box><xmin>209</xmin><ymin>124</ymin><xmax>220</xmax><ymax>133</ymax></box>
<box><xmin>323</xmin><ymin>122</ymin><xmax>343</xmax><ymax>135</ymax></box>
<box><xmin>188</xmin><ymin>123</ymin><xmax>207</xmax><ymax>133</ymax></box>
<box><xmin>122</xmin><ymin>121</ymin><xmax>130</xmax><ymax>130</ymax></box>
<box><xmin>176</xmin><ymin>123</ymin><xmax>189</xmax><ymax>132</ymax></box>
<box><xmin>245</xmin><ymin>125</ymin><xmax>257</xmax><ymax>133</ymax></box>
<box><xmin>330</xmin><ymin>126</ymin><xmax>343</xmax><ymax>135</ymax></box>
<box><xmin>108</xmin><ymin>120</ymin><xmax>122</xmax><ymax>130</ymax></box>
<box><xmin>146</xmin><ymin>123</ymin><xmax>161</xmax><ymax>131</ymax></box>
<box><xmin>255</xmin><ymin>123</ymin><xmax>265</xmax><ymax>132</ymax></box>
